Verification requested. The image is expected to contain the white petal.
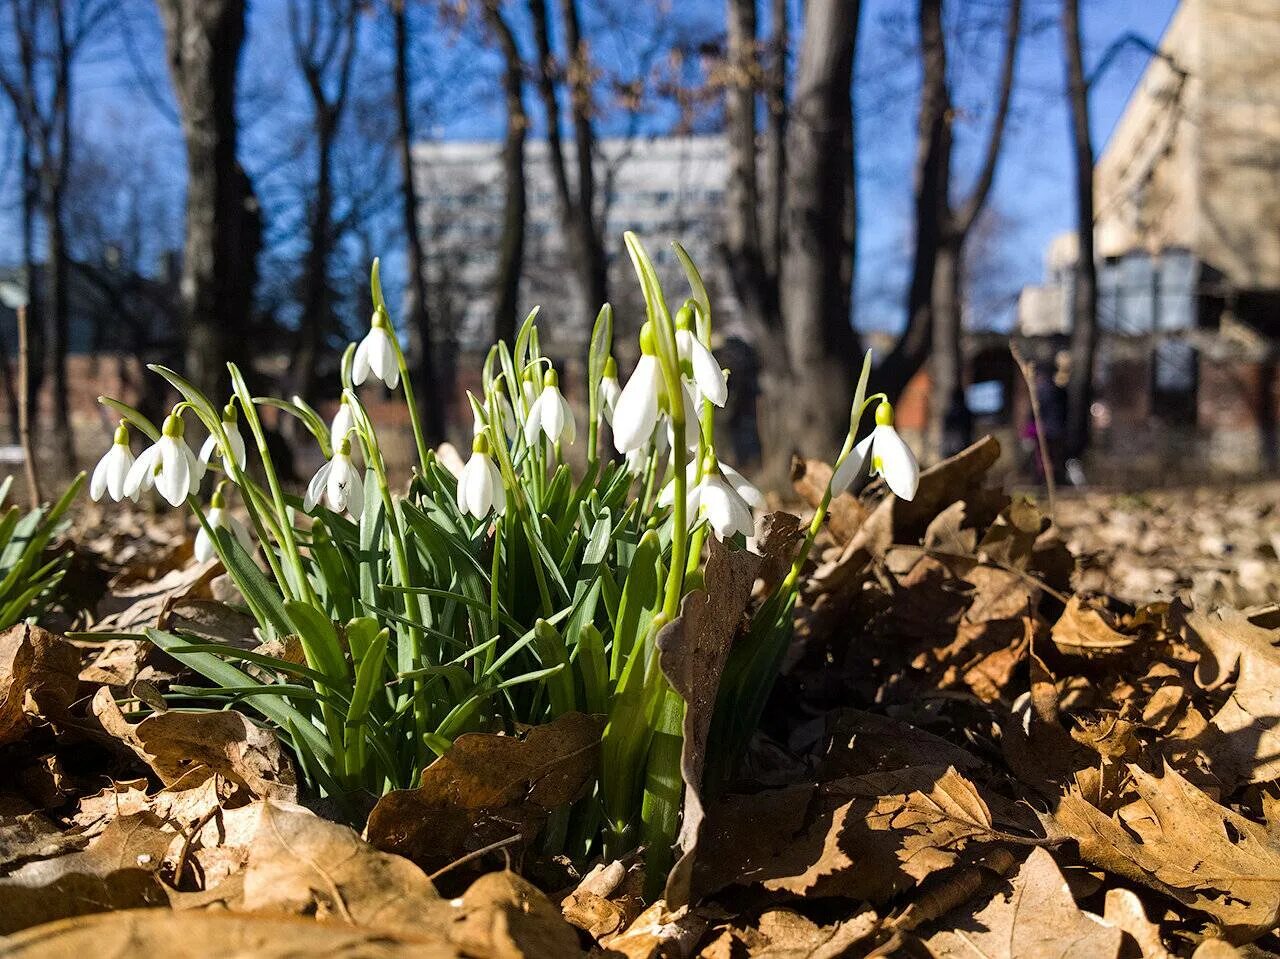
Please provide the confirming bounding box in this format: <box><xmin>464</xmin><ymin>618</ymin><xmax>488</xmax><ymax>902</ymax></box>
<box><xmin>830</xmin><ymin>433</ymin><xmax>873</xmax><ymax>492</ymax></box>
<box><xmin>720</xmin><ymin>462</ymin><xmax>765</xmax><ymax>511</ymax></box>
<box><xmin>523</xmin><ymin>393</ymin><xmax>546</xmax><ymax>446</ymax></box>
<box><xmin>225</xmin><ymin>426</ymin><xmax>247</xmax><ymax>470</ymax></box>
<box><xmin>466</xmin><ymin>455</ymin><xmax>493</xmax><ymax>516</ymax></box>
<box><xmin>487</xmin><ymin>458</ymin><xmax>506</xmax><ymax>515</ymax></box>
<box><xmin>125</xmin><ymin>444</ymin><xmax>160</xmax><ymax>496</ymax></box>
<box><xmin>90</xmin><ymin>453</ymin><xmax>110</xmax><ymax>502</ymax></box>
<box><xmin>155</xmin><ymin>438</ymin><xmax>190</xmax><ymax>507</ymax></box>
<box><xmin>600</xmin><ymin>377</ymin><xmax>621</xmax><ymax>423</ymax></box>
<box><xmin>109</xmin><ymin>447</ymin><xmax>134</xmax><ymax>501</ymax></box>
<box><xmin>330</xmin><ymin>404</ymin><xmax>354</xmax><ymax>449</ymax></box>
<box><xmin>667</xmin><ymin>384</ymin><xmax>700</xmax><ymax>451</ymax></box>
<box><xmin>688</xmin><ymin>337</ymin><xmax>728</xmax><ymax>407</ymax></box>
<box><xmin>194</xmin><ymin>525</ymin><xmax>214</xmax><ymax>562</ymax></box>
<box><xmin>558</xmin><ymin>392</ymin><xmax>576</xmax><ymax>444</ymax></box>
<box><xmin>456</xmin><ymin>457</ymin><xmax>476</xmax><ymax>514</ymax></box>
<box><xmin>872</xmin><ymin>426</ymin><xmax>920</xmax><ymax>501</ymax></box>
<box><xmin>346</xmin><ymin>467</ymin><xmax>365</xmax><ymax>516</ymax></box>
<box><xmin>305</xmin><ymin>459</ymin><xmax>333</xmax><ymax>511</ymax></box>
<box><xmin>352</xmin><ymin>337</ymin><xmax>373</xmax><ymax>385</ymax></box>
<box><xmin>612</xmin><ymin>356</ymin><xmax>662</xmax><ymax>454</ymax></box>
<box><xmin>541</xmin><ymin>390</ymin><xmax>565</xmax><ymax>442</ymax></box>
<box><xmin>186</xmin><ymin>444</ymin><xmax>207</xmax><ymax>490</ymax></box>
<box><xmin>701</xmin><ymin>477</ymin><xmax>754</xmax><ymax>540</ymax></box>
<box><xmin>198</xmin><ymin>434</ymin><xmax>218</xmax><ymax>465</ymax></box>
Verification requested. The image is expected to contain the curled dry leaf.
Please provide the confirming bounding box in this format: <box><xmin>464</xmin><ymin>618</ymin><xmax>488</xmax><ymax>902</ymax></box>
<box><xmin>90</xmin><ymin>687</ymin><xmax>295</xmax><ymax>801</ymax></box>
<box><xmin>1102</xmin><ymin>887</ymin><xmax>1173</xmax><ymax>959</ymax></box>
<box><xmin>925</xmin><ymin>846</ymin><xmax>1123</xmax><ymax>959</ymax></box>
<box><xmin>0</xmin><ymin>908</ymin><xmax>463</xmax><ymax>959</ymax></box>
<box><xmin>657</xmin><ymin>535</ymin><xmax>763</xmax><ymax>909</ymax></box>
<box><xmin>366</xmin><ymin>711</ymin><xmax>604</xmax><ymax>875</ymax></box>
<box><xmin>452</xmin><ymin>870</ymin><xmax>584</xmax><ymax>959</ymax></box>
<box><xmin>1052</xmin><ymin>595</ymin><xmax>1139</xmax><ymax>656</ymax></box>
<box><xmin>693</xmin><ymin>766</ymin><xmax>1009</xmax><ymax>904</ymax></box>
<box><xmin>1054</xmin><ymin>763</ymin><xmax>1280</xmax><ymax>942</ymax></box>
<box><xmin>0</xmin><ymin>624</ymin><xmax>80</xmax><ymax>746</ymax></box>
<box><xmin>1181</xmin><ymin>602</ymin><xmax>1280</xmax><ymax>787</ymax></box>
<box><xmin>0</xmin><ymin>811</ymin><xmax>175</xmax><ymax>935</ymax></box>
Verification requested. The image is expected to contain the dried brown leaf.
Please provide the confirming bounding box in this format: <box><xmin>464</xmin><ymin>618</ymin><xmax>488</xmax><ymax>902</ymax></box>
<box><xmin>0</xmin><ymin>908</ymin><xmax>462</xmax><ymax>958</ymax></box>
<box><xmin>925</xmin><ymin>847</ymin><xmax>1122</xmax><ymax>958</ymax></box>
<box><xmin>366</xmin><ymin>711</ymin><xmax>603</xmax><ymax>875</ymax></box>
<box><xmin>452</xmin><ymin>870</ymin><xmax>585</xmax><ymax>959</ymax></box>
<box><xmin>0</xmin><ymin>625</ymin><xmax>80</xmax><ymax>746</ymax></box>
<box><xmin>658</xmin><ymin>536</ymin><xmax>763</xmax><ymax>908</ymax></box>
<box><xmin>1054</xmin><ymin>763</ymin><xmax>1280</xmax><ymax>941</ymax></box>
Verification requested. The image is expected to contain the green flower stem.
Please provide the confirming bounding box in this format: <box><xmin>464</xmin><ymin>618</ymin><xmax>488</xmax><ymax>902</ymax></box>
<box><xmin>345</xmin><ymin>390</ymin><xmax>429</xmax><ymax>766</ymax></box>
<box><xmin>372</xmin><ymin>258</ymin><xmax>432</xmax><ymax>474</ymax></box>
<box><xmin>229</xmin><ymin>365</ymin><xmax>316</xmax><ymax>607</ymax></box>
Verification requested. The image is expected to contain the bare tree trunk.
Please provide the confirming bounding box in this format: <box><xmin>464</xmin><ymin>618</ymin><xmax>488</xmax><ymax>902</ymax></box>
<box><xmin>877</xmin><ymin>0</ymin><xmax>949</xmax><ymax>403</ymax></box>
<box><xmin>761</xmin><ymin>0</ymin><xmax>787</xmax><ymax>284</ymax></box>
<box><xmin>288</xmin><ymin>0</ymin><xmax>358</xmax><ymax>412</ymax></box>
<box><xmin>1063</xmin><ymin>0</ymin><xmax>1096</xmax><ymax>461</ymax></box>
<box><xmin>558</xmin><ymin>0</ymin><xmax>607</xmax><ymax>310</ymax></box>
<box><xmin>483</xmin><ymin>0</ymin><xmax>528</xmax><ymax>345</ymax></box>
<box><xmin>724</xmin><ymin>0</ymin><xmax>773</xmax><ymax>335</ymax></box>
<box><xmin>46</xmin><ymin>2</ymin><xmax>74</xmax><ymax>470</ymax></box>
<box><xmin>776</xmin><ymin>0</ymin><xmax>861</xmax><ymax>457</ymax></box>
<box><xmin>528</xmin><ymin>0</ymin><xmax>606</xmax><ymax>314</ymax></box>
<box><xmin>392</xmin><ymin>0</ymin><xmax>446</xmax><ymax>442</ymax></box>
<box><xmin>156</xmin><ymin>0</ymin><xmax>261</xmax><ymax>399</ymax></box>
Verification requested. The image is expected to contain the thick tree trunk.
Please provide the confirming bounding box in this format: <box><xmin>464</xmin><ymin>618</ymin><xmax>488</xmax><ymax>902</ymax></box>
<box><xmin>929</xmin><ymin>235</ymin><xmax>971</xmax><ymax>457</ymax></box>
<box><xmin>156</xmin><ymin>0</ymin><xmax>260</xmax><ymax>400</ymax></box>
<box><xmin>761</xmin><ymin>0</ymin><xmax>787</xmax><ymax>284</ymax></box>
<box><xmin>45</xmin><ymin>188</ymin><xmax>74</xmax><ymax>469</ymax></box>
<box><xmin>776</xmin><ymin>0</ymin><xmax>861</xmax><ymax>457</ymax></box>
<box><xmin>877</xmin><ymin>0</ymin><xmax>949</xmax><ymax>403</ymax></box>
<box><xmin>393</xmin><ymin>0</ymin><xmax>446</xmax><ymax>442</ymax></box>
<box><xmin>725</xmin><ymin>0</ymin><xmax>773</xmax><ymax>334</ymax></box>
<box><xmin>1063</xmin><ymin>0</ymin><xmax>1097</xmax><ymax>461</ymax></box>
<box><xmin>483</xmin><ymin>0</ymin><xmax>528</xmax><ymax>345</ymax></box>
<box><xmin>528</xmin><ymin>0</ymin><xmax>606</xmax><ymax>315</ymax></box>
<box><xmin>558</xmin><ymin>0</ymin><xmax>607</xmax><ymax>311</ymax></box>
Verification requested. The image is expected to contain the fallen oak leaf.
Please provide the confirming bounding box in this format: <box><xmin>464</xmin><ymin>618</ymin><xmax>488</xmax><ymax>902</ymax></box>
<box><xmin>0</xmin><ymin>624</ymin><xmax>80</xmax><ymax>746</ymax></box>
<box><xmin>925</xmin><ymin>846</ymin><xmax>1123</xmax><ymax>958</ymax></box>
<box><xmin>1180</xmin><ymin>602</ymin><xmax>1280</xmax><ymax>787</ymax></box>
<box><xmin>0</xmin><ymin>811</ymin><xmax>175</xmax><ymax>935</ymax></box>
<box><xmin>366</xmin><ymin>711</ymin><xmax>604</xmax><ymax>876</ymax></box>
<box><xmin>0</xmin><ymin>908</ymin><xmax>463</xmax><ymax>958</ymax></box>
<box><xmin>452</xmin><ymin>870</ymin><xmax>585</xmax><ymax>959</ymax></box>
<box><xmin>89</xmin><ymin>687</ymin><xmax>296</xmax><ymax>801</ymax></box>
<box><xmin>1052</xmin><ymin>595</ymin><xmax>1138</xmax><ymax>656</ymax></box>
<box><xmin>1053</xmin><ymin>763</ymin><xmax>1280</xmax><ymax>942</ymax></box>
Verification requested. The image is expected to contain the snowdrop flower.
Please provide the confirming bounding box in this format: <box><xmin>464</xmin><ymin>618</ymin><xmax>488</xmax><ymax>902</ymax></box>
<box><xmin>830</xmin><ymin>401</ymin><xmax>919</xmax><ymax>501</ymax></box>
<box><xmin>659</xmin><ymin>456</ymin><xmax>764</xmax><ymax>513</ymax></box>
<box><xmin>125</xmin><ymin>412</ymin><xmax>206</xmax><ymax>507</ymax></box>
<box><xmin>688</xmin><ymin>453</ymin><xmax>756</xmax><ymax>541</ymax></box>
<box><xmin>90</xmin><ymin>422</ymin><xmax>137</xmax><ymax>503</ymax></box>
<box><xmin>613</xmin><ymin>325</ymin><xmax>663</xmax><ymax>454</ymax></box>
<box><xmin>524</xmin><ymin>369</ymin><xmax>575</xmax><ymax>446</ymax></box>
<box><xmin>330</xmin><ymin>395</ymin><xmax>354</xmax><ymax>450</ymax></box>
<box><xmin>352</xmin><ymin>311</ymin><xmax>400</xmax><ymax>389</ymax></box>
<box><xmin>676</xmin><ymin>326</ymin><xmax>728</xmax><ymax>408</ymax></box>
<box><xmin>599</xmin><ymin>356</ymin><xmax>622</xmax><ymax>425</ymax></box>
<box><xmin>198</xmin><ymin>402</ymin><xmax>247</xmax><ymax>474</ymax></box>
<box><xmin>194</xmin><ymin>483</ymin><xmax>253</xmax><ymax>562</ymax></box>
<box><xmin>456</xmin><ymin>434</ymin><xmax>505</xmax><ymax>519</ymax></box>
<box><xmin>304</xmin><ymin>437</ymin><xmax>365</xmax><ymax>516</ymax></box>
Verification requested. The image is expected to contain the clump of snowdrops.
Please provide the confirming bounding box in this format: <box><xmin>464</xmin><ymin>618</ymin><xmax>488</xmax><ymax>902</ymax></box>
<box><xmin>90</xmin><ymin>233</ymin><xmax>918</xmax><ymax>880</ymax></box>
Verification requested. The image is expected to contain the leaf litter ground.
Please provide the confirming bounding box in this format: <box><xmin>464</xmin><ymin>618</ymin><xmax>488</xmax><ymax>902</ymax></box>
<box><xmin>5</xmin><ymin>439</ymin><xmax>1280</xmax><ymax>957</ymax></box>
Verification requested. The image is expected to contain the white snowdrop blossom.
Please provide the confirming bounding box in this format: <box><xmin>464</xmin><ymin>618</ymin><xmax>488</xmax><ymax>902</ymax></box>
<box><xmin>830</xmin><ymin>401</ymin><xmax>920</xmax><ymax>501</ymax></box>
<box><xmin>599</xmin><ymin>356</ymin><xmax>622</xmax><ymax>425</ymax></box>
<box><xmin>198</xmin><ymin>403</ymin><xmax>247</xmax><ymax>473</ymax></box>
<box><xmin>352</xmin><ymin>313</ymin><xmax>400</xmax><ymax>389</ymax></box>
<box><xmin>90</xmin><ymin>423</ymin><xmax>137</xmax><ymax>503</ymax></box>
<box><xmin>125</xmin><ymin>412</ymin><xmax>206</xmax><ymax>507</ymax></box>
<box><xmin>676</xmin><ymin>328</ymin><xmax>728</xmax><ymax>408</ymax></box>
<box><xmin>330</xmin><ymin>397</ymin><xmax>354</xmax><ymax>450</ymax></box>
<box><xmin>194</xmin><ymin>484</ymin><xmax>253</xmax><ymax>562</ymax></box>
<box><xmin>304</xmin><ymin>438</ymin><xmax>365</xmax><ymax>516</ymax></box>
<box><xmin>456</xmin><ymin>434</ymin><xmax>505</xmax><ymax>519</ymax></box>
<box><xmin>613</xmin><ymin>353</ymin><xmax>663</xmax><ymax>454</ymax></box>
<box><xmin>688</xmin><ymin>456</ymin><xmax>756</xmax><ymax>541</ymax></box>
<box><xmin>524</xmin><ymin>369</ymin><xmax>575</xmax><ymax>445</ymax></box>
<box><xmin>659</xmin><ymin>457</ymin><xmax>764</xmax><ymax>515</ymax></box>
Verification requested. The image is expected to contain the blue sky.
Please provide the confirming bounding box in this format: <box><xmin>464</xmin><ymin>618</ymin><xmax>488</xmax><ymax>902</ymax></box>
<box><xmin>1</xmin><ymin>0</ymin><xmax>1180</xmax><ymax>336</ymax></box>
